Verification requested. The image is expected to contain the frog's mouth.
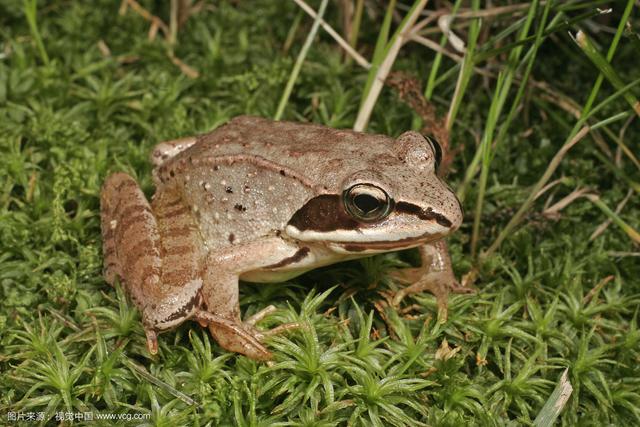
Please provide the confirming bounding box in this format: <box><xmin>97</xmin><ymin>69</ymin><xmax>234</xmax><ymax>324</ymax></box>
<box><xmin>328</xmin><ymin>231</ymin><xmax>444</xmax><ymax>254</ymax></box>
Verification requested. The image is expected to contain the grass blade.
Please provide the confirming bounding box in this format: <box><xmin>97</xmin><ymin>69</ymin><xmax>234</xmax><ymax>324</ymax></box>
<box><xmin>585</xmin><ymin>194</ymin><xmax>640</xmax><ymax>244</ymax></box>
<box><xmin>533</xmin><ymin>369</ymin><xmax>573</xmax><ymax>427</ymax></box>
<box><xmin>571</xmin><ymin>0</ymin><xmax>635</xmax><ymax>132</ymax></box>
<box><xmin>274</xmin><ymin>0</ymin><xmax>329</xmax><ymax>120</ymax></box>
<box><xmin>445</xmin><ymin>0</ymin><xmax>481</xmax><ymax>132</ymax></box>
<box><xmin>354</xmin><ymin>0</ymin><xmax>427</xmax><ymax>131</ymax></box>
<box><xmin>424</xmin><ymin>0</ymin><xmax>464</xmax><ymax>100</ymax></box>
<box><xmin>358</xmin><ymin>0</ymin><xmax>396</xmax><ymax>108</ymax></box>
<box><xmin>23</xmin><ymin>0</ymin><xmax>49</xmax><ymax>65</ymax></box>
<box><xmin>574</xmin><ymin>30</ymin><xmax>640</xmax><ymax>117</ymax></box>
<box><xmin>122</xmin><ymin>358</ymin><xmax>197</xmax><ymax>406</ymax></box>
<box><xmin>469</xmin><ymin>0</ymin><xmax>549</xmax><ymax>257</ymax></box>
<box><xmin>481</xmin><ymin>125</ymin><xmax>590</xmax><ymax>261</ymax></box>
<box><xmin>474</xmin><ymin>8</ymin><xmax>605</xmax><ymax>63</ymax></box>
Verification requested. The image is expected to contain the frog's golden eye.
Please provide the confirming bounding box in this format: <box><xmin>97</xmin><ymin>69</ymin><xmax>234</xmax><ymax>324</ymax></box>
<box><xmin>424</xmin><ymin>135</ymin><xmax>442</xmax><ymax>169</ymax></box>
<box><xmin>343</xmin><ymin>184</ymin><xmax>393</xmax><ymax>222</ymax></box>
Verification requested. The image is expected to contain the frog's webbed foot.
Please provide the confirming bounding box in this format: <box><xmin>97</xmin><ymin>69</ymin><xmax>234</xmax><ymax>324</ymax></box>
<box><xmin>388</xmin><ymin>268</ymin><xmax>453</xmax><ymax>321</ymax></box>
<box><xmin>195</xmin><ymin>308</ymin><xmax>299</xmax><ymax>361</ymax></box>
<box><xmin>388</xmin><ymin>241</ymin><xmax>474</xmax><ymax>321</ymax></box>
<box><xmin>195</xmin><ymin>311</ymin><xmax>270</xmax><ymax>360</ymax></box>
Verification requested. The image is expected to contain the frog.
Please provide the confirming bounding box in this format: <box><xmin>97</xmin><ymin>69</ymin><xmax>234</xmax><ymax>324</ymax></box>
<box><xmin>100</xmin><ymin>115</ymin><xmax>465</xmax><ymax>360</ymax></box>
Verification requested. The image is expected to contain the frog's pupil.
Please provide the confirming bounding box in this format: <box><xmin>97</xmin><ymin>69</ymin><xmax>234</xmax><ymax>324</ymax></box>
<box><xmin>354</xmin><ymin>193</ymin><xmax>380</xmax><ymax>214</ymax></box>
<box><xmin>343</xmin><ymin>184</ymin><xmax>392</xmax><ymax>222</ymax></box>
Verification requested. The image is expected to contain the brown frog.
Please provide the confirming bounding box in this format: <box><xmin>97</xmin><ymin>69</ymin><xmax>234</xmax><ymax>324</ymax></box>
<box><xmin>100</xmin><ymin>116</ymin><xmax>464</xmax><ymax>360</ymax></box>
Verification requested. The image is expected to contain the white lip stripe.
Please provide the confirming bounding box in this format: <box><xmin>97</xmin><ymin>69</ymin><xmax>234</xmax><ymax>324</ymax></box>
<box><xmin>284</xmin><ymin>223</ymin><xmax>448</xmax><ymax>243</ymax></box>
<box><xmin>328</xmin><ymin>241</ymin><xmax>424</xmax><ymax>255</ymax></box>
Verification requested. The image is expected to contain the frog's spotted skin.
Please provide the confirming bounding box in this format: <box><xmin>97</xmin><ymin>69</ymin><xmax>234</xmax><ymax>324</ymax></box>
<box><xmin>100</xmin><ymin>115</ymin><xmax>466</xmax><ymax>360</ymax></box>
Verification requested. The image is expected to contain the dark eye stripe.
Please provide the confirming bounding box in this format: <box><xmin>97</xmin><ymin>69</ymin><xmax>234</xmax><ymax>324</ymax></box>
<box><xmin>395</xmin><ymin>202</ymin><xmax>452</xmax><ymax>227</ymax></box>
<box><xmin>288</xmin><ymin>195</ymin><xmax>360</xmax><ymax>232</ymax></box>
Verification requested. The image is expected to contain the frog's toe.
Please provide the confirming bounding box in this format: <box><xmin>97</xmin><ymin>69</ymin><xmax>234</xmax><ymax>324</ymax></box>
<box><xmin>145</xmin><ymin>328</ymin><xmax>159</xmax><ymax>355</ymax></box>
<box><xmin>242</xmin><ymin>306</ymin><xmax>300</xmax><ymax>340</ymax></box>
<box><xmin>212</xmin><ymin>322</ymin><xmax>273</xmax><ymax>361</ymax></box>
<box><xmin>258</xmin><ymin>321</ymin><xmax>300</xmax><ymax>338</ymax></box>
<box><xmin>388</xmin><ymin>269</ymin><xmax>451</xmax><ymax>321</ymax></box>
<box><xmin>194</xmin><ymin>310</ymin><xmax>274</xmax><ymax>360</ymax></box>
<box><xmin>244</xmin><ymin>305</ymin><xmax>278</xmax><ymax>326</ymax></box>
<box><xmin>388</xmin><ymin>267</ymin><xmax>424</xmax><ymax>284</ymax></box>
<box><xmin>194</xmin><ymin>309</ymin><xmax>300</xmax><ymax>360</ymax></box>
<box><xmin>449</xmin><ymin>279</ymin><xmax>476</xmax><ymax>294</ymax></box>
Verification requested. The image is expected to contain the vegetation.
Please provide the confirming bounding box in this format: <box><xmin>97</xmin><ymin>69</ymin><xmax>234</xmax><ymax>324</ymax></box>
<box><xmin>0</xmin><ymin>1</ymin><xmax>638</xmax><ymax>425</ymax></box>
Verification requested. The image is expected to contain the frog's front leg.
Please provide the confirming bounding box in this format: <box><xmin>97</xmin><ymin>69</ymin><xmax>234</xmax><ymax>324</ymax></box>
<box><xmin>197</xmin><ymin>239</ymin><xmax>302</xmax><ymax>360</ymax></box>
<box><xmin>389</xmin><ymin>240</ymin><xmax>473</xmax><ymax>320</ymax></box>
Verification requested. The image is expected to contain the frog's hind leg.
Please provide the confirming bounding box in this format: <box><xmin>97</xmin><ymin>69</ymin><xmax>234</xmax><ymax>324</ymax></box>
<box><xmin>100</xmin><ymin>173</ymin><xmax>163</xmax><ymax>298</ymax></box>
<box><xmin>151</xmin><ymin>185</ymin><xmax>206</xmax><ymax>331</ymax></box>
<box><xmin>388</xmin><ymin>241</ymin><xmax>474</xmax><ymax>321</ymax></box>
<box><xmin>101</xmin><ymin>173</ymin><xmax>204</xmax><ymax>354</ymax></box>
<box><xmin>101</xmin><ymin>173</ymin><xmax>165</xmax><ymax>351</ymax></box>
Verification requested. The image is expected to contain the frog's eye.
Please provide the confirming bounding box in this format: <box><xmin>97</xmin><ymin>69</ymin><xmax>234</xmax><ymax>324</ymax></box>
<box><xmin>343</xmin><ymin>184</ymin><xmax>393</xmax><ymax>222</ymax></box>
<box><xmin>424</xmin><ymin>135</ymin><xmax>442</xmax><ymax>169</ymax></box>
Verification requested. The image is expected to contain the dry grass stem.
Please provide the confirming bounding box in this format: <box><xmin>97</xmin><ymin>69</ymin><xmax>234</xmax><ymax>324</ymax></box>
<box><xmin>451</xmin><ymin>2</ymin><xmax>548</xmax><ymax>19</ymax></box>
<box><xmin>118</xmin><ymin>0</ymin><xmax>199</xmax><ymax>78</ymax></box>
<box><xmin>536</xmin><ymin>178</ymin><xmax>566</xmax><ymax>203</ymax></box>
<box><xmin>583</xmin><ymin>275</ymin><xmax>615</xmax><ymax>305</ymax></box>
<box><xmin>482</xmin><ymin>125</ymin><xmax>591</xmax><ymax>260</ymax></box>
<box><xmin>402</xmin><ymin>2</ymin><xmax>542</xmax><ymax>20</ymax></box>
<box><xmin>438</xmin><ymin>15</ymin><xmax>465</xmax><ymax>52</ymax></box>
<box><xmin>542</xmin><ymin>187</ymin><xmax>594</xmax><ymax>220</ymax></box>
<box><xmin>590</xmin><ymin>189</ymin><xmax>634</xmax><ymax>241</ymax></box>
<box><xmin>121</xmin><ymin>0</ymin><xmax>169</xmax><ymax>38</ymax></box>
<box><xmin>411</xmin><ymin>14</ymin><xmax>441</xmax><ymax>35</ymax></box>
<box><xmin>354</xmin><ymin>0</ymin><xmax>429</xmax><ymax>131</ymax></box>
<box><xmin>607</xmin><ymin>251</ymin><xmax>640</xmax><ymax>257</ymax></box>
<box><xmin>168</xmin><ymin>52</ymin><xmax>199</xmax><ymax>78</ymax></box>
<box><xmin>97</xmin><ymin>40</ymin><xmax>111</xmax><ymax>57</ymax></box>
<box><xmin>293</xmin><ymin>0</ymin><xmax>371</xmax><ymax>69</ymax></box>
<box><xmin>410</xmin><ymin>34</ymin><xmax>463</xmax><ymax>62</ymax></box>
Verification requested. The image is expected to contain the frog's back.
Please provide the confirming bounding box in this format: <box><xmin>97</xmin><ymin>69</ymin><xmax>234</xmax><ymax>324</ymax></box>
<box><xmin>181</xmin><ymin>116</ymin><xmax>397</xmax><ymax>192</ymax></box>
<box><xmin>153</xmin><ymin>116</ymin><xmax>400</xmax><ymax>250</ymax></box>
